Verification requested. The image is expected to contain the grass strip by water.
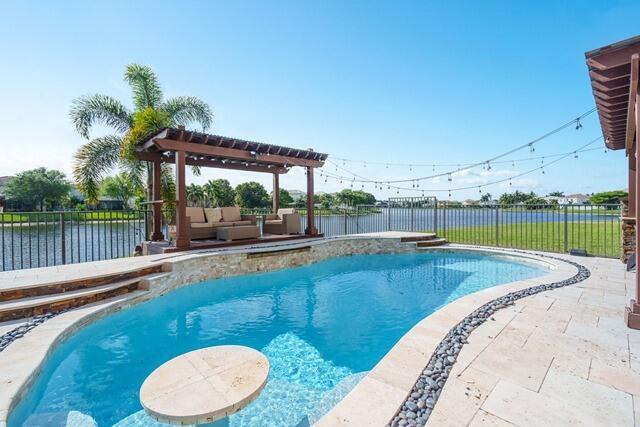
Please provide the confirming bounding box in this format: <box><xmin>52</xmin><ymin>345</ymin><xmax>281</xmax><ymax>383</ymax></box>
<box><xmin>0</xmin><ymin>211</ymin><xmax>145</xmax><ymax>223</ymax></box>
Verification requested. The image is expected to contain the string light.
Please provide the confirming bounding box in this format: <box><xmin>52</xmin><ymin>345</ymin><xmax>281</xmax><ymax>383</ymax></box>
<box><xmin>317</xmin><ymin>136</ymin><xmax>603</xmax><ymax>196</ymax></box>
<box><xmin>321</xmin><ymin>139</ymin><xmax>602</xmax><ymax>186</ymax></box>
<box><xmin>327</xmin><ymin>108</ymin><xmax>596</xmax><ymax>175</ymax></box>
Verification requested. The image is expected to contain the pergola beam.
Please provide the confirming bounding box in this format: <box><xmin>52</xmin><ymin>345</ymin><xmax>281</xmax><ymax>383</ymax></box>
<box><xmin>152</xmin><ymin>138</ymin><xmax>324</xmax><ymax>168</ymax></box>
<box><xmin>136</xmin><ymin>152</ymin><xmax>288</xmax><ymax>174</ymax></box>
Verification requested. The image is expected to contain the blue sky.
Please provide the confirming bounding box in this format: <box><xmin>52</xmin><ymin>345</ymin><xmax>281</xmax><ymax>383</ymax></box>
<box><xmin>1</xmin><ymin>0</ymin><xmax>638</xmax><ymax>200</ymax></box>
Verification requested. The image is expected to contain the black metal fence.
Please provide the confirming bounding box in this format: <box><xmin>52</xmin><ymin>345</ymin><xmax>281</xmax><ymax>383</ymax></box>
<box><xmin>0</xmin><ymin>200</ymin><xmax>622</xmax><ymax>271</ymax></box>
<box><xmin>0</xmin><ymin>211</ymin><xmax>148</xmax><ymax>271</ymax></box>
<box><xmin>437</xmin><ymin>203</ymin><xmax>621</xmax><ymax>258</ymax></box>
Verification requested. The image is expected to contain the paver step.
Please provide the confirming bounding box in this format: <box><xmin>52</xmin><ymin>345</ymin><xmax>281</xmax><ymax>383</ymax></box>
<box><xmin>0</xmin><ymin>264</ymin><xmax>164</xmax><ymax>301</ymax></box>
<box><xmin>415</xmin><ymin>238</ymin><xmax>448</xmax><ymax>247</ymax></box>
<box><xmin>399</xmin><ymin>233</ymin><xmax>436</xmax><ymax>243</ymax></box>
<box><xmin>0</xmin><ymin>278</ymin><xmax>145</xmax><ymax>321</ymax></box>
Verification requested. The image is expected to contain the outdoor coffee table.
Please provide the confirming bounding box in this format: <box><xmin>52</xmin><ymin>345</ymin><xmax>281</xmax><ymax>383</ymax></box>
<box><xmin>140</xmin><ymin>345</ymin><xmax>269</xmax><ymax>425</ymax></box>
<box><xmin>216</xmin><ymin>225</ymin><xmax>260</xmax><ymax>241</ymax></box>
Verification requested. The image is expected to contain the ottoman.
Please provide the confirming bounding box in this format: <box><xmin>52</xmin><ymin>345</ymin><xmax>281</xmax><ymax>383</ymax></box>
<box><xmin>217</xmin><ymin>225</ymin><xmax>260</xmax><ymax>241</ymax></box>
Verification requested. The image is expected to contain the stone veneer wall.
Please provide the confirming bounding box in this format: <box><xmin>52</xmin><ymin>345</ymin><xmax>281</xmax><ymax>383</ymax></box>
<box><xmin>144</xmin><ymin>238</ymin><xmax>415</xmax><ymax>297</ymax></box>
<box><xmin>621</xmin><ymin>199</ymin><xmax>635</xmax><ymax>263</ymax></box>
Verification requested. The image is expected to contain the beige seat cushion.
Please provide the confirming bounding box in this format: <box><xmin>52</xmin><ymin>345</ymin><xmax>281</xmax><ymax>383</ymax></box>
<box><xmin>204</xmin><ymin>208</ymin><xmax>223</xmax><ymax>223</ymax></box>
<box><xmin>221</xmin><ymin>206</ymin><xmax>242</xmax><ymax>222</ymax></box>
<box><xmin>214</xmin><ymin>221</ymin><xmax>237</xmax><ymax>228</ymax></box>
<box><xmin>191</xmin><ymin>222</ymin><xmax>214</xmax><ymax>229</ymax></box>
<box><xmin>265</xmin><ymin>219</ymin><xmax>283</xmax><ymax>225</ymax></box>
<box><xmin>277</xmin><ymin>208</ymin><xmax>295</xmax><ymax>218</ymax></box>
<box><xmin>186</xmin><ymin>207</ymin><xmax>206</xmax><ymax>223</ymax></box>
<box><xmin>232</xmin><ymin>220</ymin><xmax>252</xmax><ymax>226</ymax></box>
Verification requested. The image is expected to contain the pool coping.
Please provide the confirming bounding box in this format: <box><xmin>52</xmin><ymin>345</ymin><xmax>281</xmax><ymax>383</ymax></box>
<box><xmin>0</xmin><ymin>239</ymin><xmax>572</xmax><ymax>427</ymax></box>
<box><xmin>314</xmin><ymin>245</ymin><xmax>579</xmax><ymax>426</ymax></box>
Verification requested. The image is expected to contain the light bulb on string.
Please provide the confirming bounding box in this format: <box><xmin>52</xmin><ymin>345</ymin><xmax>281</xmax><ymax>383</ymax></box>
<box><xmin>575</xmin><ymin>118</ymin><xmax>583</xmax><ymax>130</ymax></box>
<box><xmin>529</xmin><ymin>143</ymin><xmax>535</xmax><ymax>153</ymax></box>
<box><xmin>486</xmin><ymin>162</ymin><xmax>492</xmax><ymax>171</ymax></box>
<box><xmin>447</xmin><ymin>173</ymin><xmax>452</xmax><ymax>182</ymax></box>
<box><xmin>574</xmin><ymin>152</ymin><xmax>578</xmax><ymax>159</ymax></box>
<box><xmin>448</xmin><ymin>190</ymin><xmax>451</xmax><ymax>198</ymax></box>
<box><xmin>509</xmin><ymin>179</ymin><xmax>512</xmax><ymax>186</ymax></box>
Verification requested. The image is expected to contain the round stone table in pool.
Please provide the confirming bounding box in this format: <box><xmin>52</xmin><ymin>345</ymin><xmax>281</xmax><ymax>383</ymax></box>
<box><xmin>140</xmin><ymin>345</ymin><xmax>270</xmax><ymax>425</ymax></box>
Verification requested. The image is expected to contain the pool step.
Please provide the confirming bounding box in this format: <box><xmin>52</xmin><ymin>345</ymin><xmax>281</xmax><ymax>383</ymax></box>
<box><xmin>0</xmin><ymin>264</ymin><xmax>164</xmax><ymax>302</ymax></box>
<box><xmin>0</xmin><ymin>278</ymin><xmax>148</xmax><ymax>321</ymax></box>
<box><xmin>415</xmin><ymin>237</ymin><xmax>448</xmax><ymax>247</ymax></box>
<box><xmin>399</xmin><ymin>233</ymin><xmax>437</xmax><ymax>243</ymax></box>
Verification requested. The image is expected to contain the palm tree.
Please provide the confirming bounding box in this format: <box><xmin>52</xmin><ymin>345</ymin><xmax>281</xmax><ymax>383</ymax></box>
<box><xmin>203</xmin><ymin>179</ymin><xmax>236</xmax><ymax>207</ymax></box>
<box><xmin>186</xmin><ymin>184</ymin><xmax>205</xmax><ymax>207</ymax></box>
<box><xmin>70</xmin><ymin>64</ymin><xmax>213</xmax><ymax>203</ymax></box>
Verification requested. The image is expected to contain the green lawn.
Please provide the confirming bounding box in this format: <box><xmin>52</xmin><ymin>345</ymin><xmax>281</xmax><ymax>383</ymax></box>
<box><xmin>0</xmin><ymin>211</ymin><xmax>145</xmax><ymax>223</ymax></box>
<box><xmin>440</xmin><ymin>221</ymin><xmax>621</xmax><ymax>258</ymax></box>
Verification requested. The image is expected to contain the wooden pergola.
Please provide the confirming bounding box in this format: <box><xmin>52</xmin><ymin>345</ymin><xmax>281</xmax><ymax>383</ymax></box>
<box><xmin>136</xmin><ymin>126</ymin><xmax>328</xmax><ymax>249</ymax></box>
<box><xmin>586</xmin><ymin>35</ymin><xmax>640</xmax><ymax>329</ymax></box>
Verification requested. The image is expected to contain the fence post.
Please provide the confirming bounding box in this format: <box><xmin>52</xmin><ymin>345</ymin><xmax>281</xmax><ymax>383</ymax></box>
<box><xmin>143</xmin><ymin>210</ymin><xmax>149</xmax><ymax>241</ymax></box>
<box><xmin>59</xmin><ymin>213</ymin><xmax>66</xmax><ymax>265</ymax></box>
<box><xmin>387</xmin><ymin>203</ymin><xmax>391</xmax><ymax>231</ymax></box>
<box><xmin>494</xmin><ymin>205</ymin><xmax>499</xmax><ymax>247</ymax></box>
<box><xmin>433</xmin><ymin>200</ymin><xmax>438</xmax><ymax>234</ymax></box>
<box><xmin>563</xmin><ymin>205</ymin><xmax>569</xmax><ymax>253</ymax></box>
<box><xmin>356</xmin><ymin>205</ymin><xmax>360</xmax><ymax>232</ymax></box>
<box><xmin>410</xmin><ymin>201</ymin><xmax>415</xmax><ymax>231</ymax></box>
<box><xmin>343</xmin><ymin>208</ymin><xmax>347</xmax><ymax>235</ymax></box>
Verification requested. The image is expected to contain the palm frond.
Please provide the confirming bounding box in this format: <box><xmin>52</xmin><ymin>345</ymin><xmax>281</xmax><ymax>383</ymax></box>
<box><xmin>69</xmin><ymin>95</ymin><xmax>132</xmax><ymax>139</ymax></box>
<box><xmin>72</xmin><ymin>135</ymin><xmax>123</xmax><ymax>203</ymax></box>
<box><xmin>161</xmin><ymin>96</ymin><xmax>213</xmax><ymax>131</ymax></box>
<box><xmin>124</xmin><ymin>64</ymin><xmax>163</xmax><ymax>110</ymax></box>
<box><xmin>119</xmin><ymin>156</ymin><xmax>147</xmax><ymax>190</ymax></box>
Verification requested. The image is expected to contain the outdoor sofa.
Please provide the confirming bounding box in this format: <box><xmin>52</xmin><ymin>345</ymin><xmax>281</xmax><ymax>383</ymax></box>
<box><xmin>262</xmin><ymin>208</ymin><xmax>301</xmax><ymax>235</ymax></box>
<box><xmin>169</xmin><ymin>206</ymin><xmax>257</xmax><ymax>240</ymax></box>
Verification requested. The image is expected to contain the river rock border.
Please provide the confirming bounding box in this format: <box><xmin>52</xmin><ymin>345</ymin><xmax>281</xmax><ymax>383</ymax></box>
<box><xmin>389</xmin><ymin>254</ymin><xmax>591</xmax><ymax>427</ymax></box>
<box><xmin>0</xmin><ymin>312</ymin><xmax>60</xmax><ymax>353</ymax></box>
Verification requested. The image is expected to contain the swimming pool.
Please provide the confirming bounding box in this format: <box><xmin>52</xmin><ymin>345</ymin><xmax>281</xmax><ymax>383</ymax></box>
<box><xmin>9</xmin><ymin>250</ymin><xmax>547</xmax><ymax>427</ymax></box>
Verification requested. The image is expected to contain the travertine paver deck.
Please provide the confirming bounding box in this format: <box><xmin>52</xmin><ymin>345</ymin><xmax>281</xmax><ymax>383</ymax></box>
<box><xmin>426</xmin><ymin>253</ymin><xmax>640</xmax><ymax>427</ymax></box>
<box><xmin>140</xmin><ymin>346</ymin><xmax>269</xmax><ymax>425</ymax></box>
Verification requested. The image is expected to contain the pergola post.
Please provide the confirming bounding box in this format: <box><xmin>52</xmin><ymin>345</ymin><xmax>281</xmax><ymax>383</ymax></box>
<box><xmin>629</xmin><ymin>155</ymin><xmax>636</xmax><ymax>218</ymax></box>
<box><xmin>272</xmin><ymin>173</ymin><xmax>280</xmax><ymax>213</ymax></box>
<box><xmin>151</xmin><ymin>159</ymin><xmax>164</xmax><ymax>241</ymax></box>
<box><xmin>305</xmin><ymin>166</ymin><xmax>317</xmax><ymax>235</ymax></box>
<box><xmin>628</xmin><ymin>89</ymin><xmax>640</xmax><ymax>328</ymax></box>
<box><xmin>175</xmin><ymin>150</ymin><xmax>190</xmax><ymax>248</ymax></box>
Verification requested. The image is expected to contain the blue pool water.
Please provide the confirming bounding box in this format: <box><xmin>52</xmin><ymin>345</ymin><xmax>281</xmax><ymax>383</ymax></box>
<box><xmin>9</xmin><ymin>251</ymin><xmax>546</xmax><ymax>427</ymax></box>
